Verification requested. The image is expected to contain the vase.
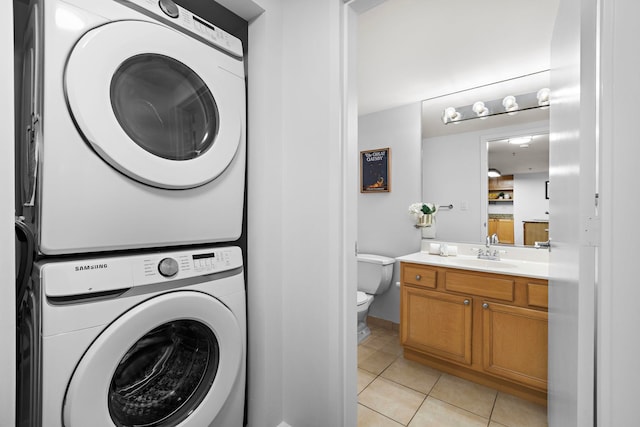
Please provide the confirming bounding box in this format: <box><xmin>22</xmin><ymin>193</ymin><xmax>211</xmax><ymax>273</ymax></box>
<box><xmin>420</xmin><ymin>215</ymin><xmax>437</xmax><ymax>239</ymax></box>
<box><xmin>416</xmin><ymin>214</ymin><xmax>433</xmax><ymax>227</ymax></box>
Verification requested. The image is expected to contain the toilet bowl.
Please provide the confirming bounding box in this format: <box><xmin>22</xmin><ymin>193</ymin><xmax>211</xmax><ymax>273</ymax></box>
<box><xmin>357</xmin><ymin>254</ymin><xmax>395</xmax><ymax>344</ymax></box>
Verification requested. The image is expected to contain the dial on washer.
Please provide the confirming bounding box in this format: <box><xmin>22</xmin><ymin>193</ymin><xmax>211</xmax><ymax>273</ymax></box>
<box><xmin>158</xmin><ymin>0</ymin><xmax>179</xmax><ymax>19</ymax></box>
<box><xmin>158</xmin><ymin>257</ymin><xmax>179</xmax><ymax>277</ymax></box>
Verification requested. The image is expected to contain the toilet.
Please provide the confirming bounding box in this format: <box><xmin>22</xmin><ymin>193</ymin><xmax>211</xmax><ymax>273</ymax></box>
<box><xmin>357</xmin><ymin>253</ymin><xmax>395</xmax><ymax>344</ymax></box>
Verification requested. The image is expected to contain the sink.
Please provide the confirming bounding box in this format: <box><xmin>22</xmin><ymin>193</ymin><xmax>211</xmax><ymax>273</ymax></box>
<box><xmin>449</xmin><ymin>258</ymin><xmax>518</xmax><ymax>269</ymax></box>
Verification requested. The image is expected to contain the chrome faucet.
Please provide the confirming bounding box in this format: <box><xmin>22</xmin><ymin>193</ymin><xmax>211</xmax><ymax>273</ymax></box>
<box><xmin>478</xmin><ymin>235</ymin><xmax>501</xmax><ymax>260</ymax></box>
<box><xmin>534</xmin><ymin>239</ymin><xmax>551</xmax><ymax>250</ymax></box>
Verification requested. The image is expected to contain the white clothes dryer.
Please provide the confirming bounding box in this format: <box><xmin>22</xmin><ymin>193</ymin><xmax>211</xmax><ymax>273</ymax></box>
<box><xmin>16</xmin><ymin>245</ymin><xmax>246</xmax><ymax>427</ymax></box>
<box><xmin>20</xmin><ymin>0</ymin><xmax>246</xmax><ymax>255</ymax></box>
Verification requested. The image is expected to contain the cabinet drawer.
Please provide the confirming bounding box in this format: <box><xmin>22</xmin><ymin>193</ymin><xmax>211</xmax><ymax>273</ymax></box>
<box><xmin>445</xmin><ymin>271</ymin><xmax>514</xmax><ymax>301</ymax></box>
<box><xmin>402</xmin><ymin>264</ymin><xmax>437</xmax><ymax>289</ymax></box>
<box><xmin>527</xmin><ymin>283</ymin><xmax>548</xmax><ymax>308</ymax></box>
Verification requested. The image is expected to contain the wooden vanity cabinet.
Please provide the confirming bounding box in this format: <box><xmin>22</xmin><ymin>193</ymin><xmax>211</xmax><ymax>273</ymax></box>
<box><xmin>400</xmin><ymin>262</ymin><xmax>548</xmax><ymax>405</ymax></box>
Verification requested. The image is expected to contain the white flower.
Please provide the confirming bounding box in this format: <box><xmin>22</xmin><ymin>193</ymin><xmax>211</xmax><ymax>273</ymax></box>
<box><xmin>408</xmin><ymin>202</ymin><xmax>438</xmax><ymax>217</ymax></box>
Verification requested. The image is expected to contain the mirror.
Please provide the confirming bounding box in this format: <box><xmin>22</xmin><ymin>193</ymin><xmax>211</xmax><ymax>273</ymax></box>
<box><xmin>487</xmin><ymin>132</ymin><xmax>549</xmax><ymax>246</ymax></box>
<box><xmin>421</xmin><ymin>73</ymin><xmax>550</xmax><ymax>246</ymax></box>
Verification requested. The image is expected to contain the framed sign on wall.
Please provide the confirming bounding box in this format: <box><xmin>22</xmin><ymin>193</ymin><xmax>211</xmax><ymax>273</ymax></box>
<box><xmin>360</xmin><ymin>148</ymin><xmax>390</xmax><ymax>193</ymax></box>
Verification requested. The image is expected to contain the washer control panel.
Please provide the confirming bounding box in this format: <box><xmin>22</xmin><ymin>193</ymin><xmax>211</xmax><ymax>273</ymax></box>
<box><xmin>117</xmin><ymin>0</ymin><xmax>243</xmax><ymax>58</ymax></box>
<box><xmin>42</xmin><ymin>247</ymin><xmax>242</xmax><ymax>298</ymax></box>
<box><xmin>137</xmin><ymin>247</ymin><xmax>240</xmax><ymax>285</ymax></box>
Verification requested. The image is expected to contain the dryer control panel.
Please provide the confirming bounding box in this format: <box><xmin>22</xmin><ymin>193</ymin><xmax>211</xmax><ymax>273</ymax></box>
<box><xmin>116</xmin><ymin>0</ymin><xmax>244</xmax><ymax>58</ymax></box>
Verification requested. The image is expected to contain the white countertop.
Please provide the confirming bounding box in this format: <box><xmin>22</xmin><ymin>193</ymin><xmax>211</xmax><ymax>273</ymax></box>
<box><xmin>396</xmin><ymin>241</ymin><xmax>549</xmax><ymax>280</ymax></box>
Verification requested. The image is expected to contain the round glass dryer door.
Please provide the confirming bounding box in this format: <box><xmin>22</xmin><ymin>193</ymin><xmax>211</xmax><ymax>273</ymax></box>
<box><xmin>65</xmin><ymin>20</ymin><xmax>243</xmax><ymax>189</ymax></box>
<box><xmin>110</xmin><ymin>54</ymin><xmax>219</xmax><ymax>162</ymax></box>
<box><xmin>63</xmin><ymin>292</ymin><xmax>243</xmax><ymax>426</ymax></box>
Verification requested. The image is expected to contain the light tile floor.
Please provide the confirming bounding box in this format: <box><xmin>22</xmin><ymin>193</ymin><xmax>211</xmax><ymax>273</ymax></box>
<box><xmin>358</xmin><ymin>324</ymin><xmax>548</xmax><ymax>427</ymax></box>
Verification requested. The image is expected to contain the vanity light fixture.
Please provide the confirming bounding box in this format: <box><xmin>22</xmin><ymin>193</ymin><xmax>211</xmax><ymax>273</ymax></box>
<box><xmin>488</xmin><ymin>168</ymin><xmax>501</xmax><ymax>178</ymax></box>
<box><xmin>441</xmin><ymin>88</ymin><xmax>551</xmax><ymax>125</ymax></box>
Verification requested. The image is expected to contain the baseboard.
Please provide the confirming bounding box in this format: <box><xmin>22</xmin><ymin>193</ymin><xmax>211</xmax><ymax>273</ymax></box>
<box><xmin>367</xmin><ymin>315</ymin><xmax>399</xmax><ymax>333</ymax></box>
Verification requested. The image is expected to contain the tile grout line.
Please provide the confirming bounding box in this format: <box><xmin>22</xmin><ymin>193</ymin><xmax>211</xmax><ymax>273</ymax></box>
<box><xmin>426</xmin><ymin>396</ymin><xmax>492</xmax><ymax>425</ymax></box>
<box><xmin>357</xmin><ymin>402</ymin><xmax>405</xmax><ymax>426</ymax></box>
<box><xmin>404</xmin><ymin>393</ymin><xmax>428</xmax><ymax>427</ymax></box>
<box><xmin>488</xmin><ymin>391</ymin><xmax>499</xmax><ymax>426</ymax></box>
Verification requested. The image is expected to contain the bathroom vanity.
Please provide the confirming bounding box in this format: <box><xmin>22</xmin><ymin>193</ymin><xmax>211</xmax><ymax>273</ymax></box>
<box><xmin>397</xmin><ymin>246</ymin><xmax>549</xmax><ymax>406</ymax></box>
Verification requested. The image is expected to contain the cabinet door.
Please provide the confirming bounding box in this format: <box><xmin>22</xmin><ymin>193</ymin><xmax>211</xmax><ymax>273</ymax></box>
<box><xmin>488</xmin><ymin>175</ymin><xmax>514</xmax><ymax>190</ymax></box>
<box><xmin>401</xmin><ymin>286</ymin><xmax>472</xmax><ymax>365</ymax></box>
<box><xmin>523</xmin><ymin>222</ymin><xmax>549</xmax><ymax>246</ymax></box>
<box><xmin>487</xmin><ymin>219</ymin><xmax>498</xmax><ymax>236</ymax></box>
<box><xmin>496</xmin><ymin>219</ymin><xmax>514</xmax><ymax>244</ymax></box>
<box><xmin>482</xmin><ymin>301</ymin><xmax>548</xmax><ymax>390</ymax></box>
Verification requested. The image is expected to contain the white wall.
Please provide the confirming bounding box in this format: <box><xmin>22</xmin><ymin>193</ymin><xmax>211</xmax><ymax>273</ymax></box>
<box><xmin>1</xmin><ymin>3</ymin><xmax>15</xmax><ymax>427</ymax></box>
<box><xmin>243</xmin><ymin>1</ymin><xmax>285</xmax><ymax>425</ymax></box>
<box><xmin>513</xmin><ymin>172</ymin><xmax>549</xmax><ymax>245</ymax></box>
<box><xmin>598</xmin><ymin>0</ymin><xmax>640</xmax><ymax>425</ymax></box>
<box><xmin>241</xmin><ymin>0</ymin><xmax>356</xmax><ymax>426</ymax></box>
<box><xmin>422</xmin><ymin>120</ymin><xmax>549</xmax><ymax>244</ymax></box>
<box><xmin>422</xmin><ymin>130</ymin><xmax>485</xmax><ymax>244</ymax></box>
<box><xmin>547</xmin><ymin>0</ymin><xmax>597</xmax><ymax>424</ymax></box>
<box><xmin>358</xmin><ymin>103</ymin><xmax>422</xmax><ymax>323</ymax></box>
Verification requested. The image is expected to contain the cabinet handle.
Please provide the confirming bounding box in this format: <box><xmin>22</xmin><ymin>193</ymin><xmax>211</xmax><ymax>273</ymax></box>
<box><xmin>463</xmin><ymin>299</ymin><xmax>470</xmax><ymax>305</ymax></box>
<box><xmin>482</xmin><ymin>303</ymin><xmax>489</xmax><ymax>309</ymax></box>
<box><xmin>415</xmin><ymin>275</ymin><xmax>421</xmax><ymax>280</ymax></box>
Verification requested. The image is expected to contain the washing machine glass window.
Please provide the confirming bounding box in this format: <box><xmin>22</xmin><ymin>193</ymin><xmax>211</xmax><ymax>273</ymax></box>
<box><xmin>110</xmin><ymin>54</ymin><xmax>219</xmax><ymax>161</ymax></box>
<box><xmin>108</xmin><ymin>319</ymin><xmax>219</xmax><ymax>427</ymax></box>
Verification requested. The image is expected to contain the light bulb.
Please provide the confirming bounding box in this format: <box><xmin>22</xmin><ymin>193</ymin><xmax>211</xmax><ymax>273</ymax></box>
<box><xmin>537</xmin><ymin>88</ymin><xmax>550</xmax><ymax>106</ymax></box>
<box><xmin>472</xmin><ymin>101</ymin><xmax>488</xmax><ymax>117</ymax></box>
<box><xmin>443</xmin><ymin>107</ymin><xmax>460</xmax><ymax>123</ymax></box>
<box><xmin>509</xmin><ymin>136</ymin><xmax>532</xmax><ymax>145</ymax></box>
<box><xmin>502</xmin><ymin>95</ymin><xmax>518</xmax><ymax>112</ymax></box>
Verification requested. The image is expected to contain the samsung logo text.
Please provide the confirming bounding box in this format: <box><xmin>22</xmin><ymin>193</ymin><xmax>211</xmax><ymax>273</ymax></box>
<box><xmin>75</xmin><ymin>264</ymin><xmax>108</xmax><ymax>272</ymax></box>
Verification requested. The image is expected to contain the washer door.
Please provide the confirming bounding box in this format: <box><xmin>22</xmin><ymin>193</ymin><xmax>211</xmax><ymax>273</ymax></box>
<box><xmin>65</xmin><ymin>20</ymin><xmax>243</xmax><ymax>189</ymax></box>
<box><xmin>63</xmin><ymin>291</ymin><xmax>243</xmax><ymax>426</ymax></box>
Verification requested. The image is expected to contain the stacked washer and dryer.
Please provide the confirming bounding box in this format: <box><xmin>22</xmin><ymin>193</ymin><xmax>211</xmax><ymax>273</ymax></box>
<box><xmin>15</xmin><ymin>0</ymin><xmax>247</xmax><ymax>426</ymax></box>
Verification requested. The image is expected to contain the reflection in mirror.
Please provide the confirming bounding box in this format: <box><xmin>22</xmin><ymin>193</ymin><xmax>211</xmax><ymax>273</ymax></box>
<box><xmin>421</xmin><ymin>73</ymin><xmax>550</xmax><ymax>247</ymax></box>
<box><xmin>487</xmin><ymin>132</ymin><xmax>549</xmax><ymax>246</ymax></box>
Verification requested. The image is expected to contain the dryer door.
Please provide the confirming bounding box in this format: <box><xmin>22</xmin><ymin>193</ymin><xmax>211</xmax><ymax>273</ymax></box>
<box><xmin>65</xmin><ymin>20</ymin><xmax>243</xmax><ymax>189</ymax></box>
<box><xmin>63</xmin><ymin>291</ymin><xmax>243</xmax><ymax>426</ymax></box>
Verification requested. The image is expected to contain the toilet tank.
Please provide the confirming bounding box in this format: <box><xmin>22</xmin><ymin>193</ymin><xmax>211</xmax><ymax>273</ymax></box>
<box><xmin>357</xmin><ymin>253</ymin><xmax>395</xmax><ymax>295</ymax></box>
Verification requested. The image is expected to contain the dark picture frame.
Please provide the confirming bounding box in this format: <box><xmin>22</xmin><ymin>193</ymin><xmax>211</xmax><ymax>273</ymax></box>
<box><xmin>545</xmin><ymin>180</ymin><xmax>550</xmax><ymax>199</ymax></box>
<box><xmin>360</xmin><ymin>148</ymin><xmax>391</xmax><ymax>193</ymax></box>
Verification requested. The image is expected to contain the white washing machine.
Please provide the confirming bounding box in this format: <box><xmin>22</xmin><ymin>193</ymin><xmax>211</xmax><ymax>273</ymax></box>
<box><xmin>16</xmin><ymin>246</ymin><xmax>246</xmax><ymax>427</ymax></box>
<box><xmin>19</xmin><ymin>0</ymin><xmax>246</xmax><ymax>255</ymax></box>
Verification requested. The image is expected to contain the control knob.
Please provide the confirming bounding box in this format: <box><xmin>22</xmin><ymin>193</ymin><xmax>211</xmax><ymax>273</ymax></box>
<box><xmin>159</xmin><ymin>0</ymin><xmax>179</xmax><ymax>18</ymax></box>
<box><xmin>158</xmin><ymin>257</ymin><xmax>179</xmax><ymax>277</ymax></box>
